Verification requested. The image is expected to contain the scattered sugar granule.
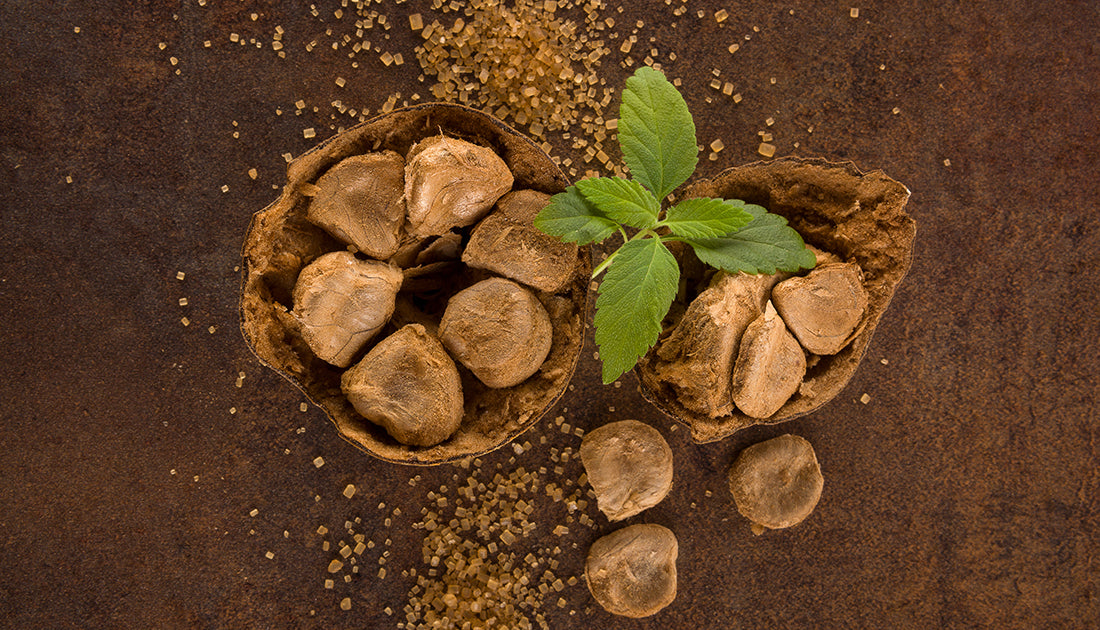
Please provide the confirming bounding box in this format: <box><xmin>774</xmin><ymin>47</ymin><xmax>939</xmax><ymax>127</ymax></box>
<box><xmin>758</xmin><ymin>143</ymin><xmax>777</xmax><ymax>157</ymax></box>
<box><xmin>860</xmin><ymin>393</ymin><xmax>871</xmax><ymax>404</ymax></box>
<box><xmin>343</xmin><ymin>484</ymin><xmax>357</xmax><ymax>499</ymax></box>
<box><xmin>850</xmin><ymin>8</ymin><xmax>860</xmax><ymax>18</ymax></box>
<box><xmin>313</xmin><ymin>456</ymin><xmax>325</xmax><ymax>468</ymax></box>
<box><xmin>303</xmin><ymin>128</ymin><xmax>316</xmax><ymax>139</ymax></box>
<box><xmin>265</xmin><ymin>551</ymin><xmax>275</xmax><ymax>559</ymax></box>
<box><xmin>176</xmin><ymin>271</ymin><xmax>185</xmax><ymax>281</ymax></box>
<box><xmin>249</xmin><ymin>508</ymin><xmax>259</xmax><ymax>517</ymax></box>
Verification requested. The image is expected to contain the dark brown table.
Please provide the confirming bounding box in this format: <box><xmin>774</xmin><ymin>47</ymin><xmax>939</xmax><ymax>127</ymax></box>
<box><xmin>1</xmin><ymin>1</ymin><xmax>1096</xmax><ymax>628</ymax></box>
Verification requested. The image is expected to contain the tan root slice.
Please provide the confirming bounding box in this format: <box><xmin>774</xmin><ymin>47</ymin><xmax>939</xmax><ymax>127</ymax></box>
<box><xmin>730</xmin><ymin>301</ymin><xmax>807</xmax><ymax>419</ymax></box>
<box><xmin>585</xmin><ymin>523</ymin><xmax>678</xmax><ymax>618</ymax></box>
<box><xmin>650</xmin><ymin>271</ymin><xmax>784</xmax><ymax>417</ymax></box>
<box><xmin>462</xmin><ymin>189</ymin><xmax>579</xmax><ymax>293</ymax></box>
<box><xmin>404</xmin><ymin>135</ymin><xmax>513</xmax><ymax>237</ymax></box>
<box><xmin>772</xmin><ymin>262</ymin><xmax>868</xmax><ymax>355</ymax></box>
<box><xmin>291</xmin><ymin>251</ymin><xmax>403</xmax><ymax>367</ymax></box>
<box><xmin>728</xmin><ymin>434</ymin><xmax>824</xmax><ymax>531</ymax></box>
<box><xmin>438</xmin><ymin>278</ymin><xmax>552</xmax><ymax>388</ymax></box>
<box><xmin>341</xmin><ymin>324</ymin><xmax>463</xmax><ymax>447</ymax></box>
<box><xmin>306</xmin><ymin>151</ymin><xmax>406</xmax><ymax>260</ymax></box>
<box><xmin>579</xmin><ymin>420</ymin><xmax>673</xmax><ymax>521</ymax></box>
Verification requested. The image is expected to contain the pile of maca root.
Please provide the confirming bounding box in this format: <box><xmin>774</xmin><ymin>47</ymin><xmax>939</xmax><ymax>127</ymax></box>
<box><xmin>291</xmin><ymin>133</ymin><xmax>578</xmax><ymax>448</ymax></box>
<box><xmin>647</xmin><ymin>249</ymin><xmax>867</xmax><ymax>421</ymax></box>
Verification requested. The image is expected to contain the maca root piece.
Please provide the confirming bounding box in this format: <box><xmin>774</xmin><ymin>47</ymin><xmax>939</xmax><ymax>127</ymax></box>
<box><xmin>462</xmin><ymin>189</ymin><xmax>579</xmax><ymax>293</ymax></box>
<box><xmin>650</xmin><ymin>271</ymin><xmax>783</xmax><ymax>417</ymax></box>
<box><xmin>438</xmin><ymin>278</ymin><xmax>552</xmax><ymax>388</ymax></box>
<box><xmin>730</xmin><ymin>301</ymin><xmax>807</xmax><ymax>419</ymax></box>
<box><xmin>291</xmin><ymin>251</ymin><xmax>403</xmax><ymax>367</ymax></box>
<box><xmin>403</xmin><ymin>135</ymin><xmax>513</xmax><ymax>238</ymax></box>
<box><xmin>340</xmin><ymin>324</ymin><xmax>463</xmax><ymax>447</ymax></box>
<box><xmin>579</xmin><ymin>420</ymin><xmax>673</xmax><ymax>521</ymax></box>
<box><xmin>728</xmin><ymin>434</ymin><xmax>824</xmax><ymax>532</ymax></box>
<box><xmin>306</xmin><ymin>152</ymin><xmax>406</xmax><ymax>260</ymax></box>
<box><xmin>772</xmin><ymin>262</ymin><xmax>867</xmax><ymax>355</ymax></box>
<box><xmin>585</xmin><ymin>523</ymin><xmax>678</xmax><ymax>618</ymax></box>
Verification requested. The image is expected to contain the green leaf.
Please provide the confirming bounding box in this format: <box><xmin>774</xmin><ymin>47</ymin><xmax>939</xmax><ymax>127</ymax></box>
<box><xmin>593</xmin><ymin>238</ymin><xmax>679</xmax><ymax>384</ymax></box>
<box><xmin>662</xmin><ymin>198</ymin><xmax>754</xmax><ymax>239</ymax></box>
<box><xmin>685</xmin><ymin>207</ymin><xmax>817</xmax><ymax>275</ymax></box>
<box><xmin>618</xmin><ymin>66</ymin><xmax>698</xmax><ymax>200</ymax></box>
<box><xmin>533</xmin><ymin>186</ymin><xmax>619</xmax><ymax>245</ymax></box>
<box><xmin>575</xmin><ymin>177</ymin><xmax>660</xmax><ymax>230</ymax></box>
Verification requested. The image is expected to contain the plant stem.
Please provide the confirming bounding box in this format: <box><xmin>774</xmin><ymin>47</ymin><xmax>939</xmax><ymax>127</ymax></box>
<box><xmin>592</xmin><ymin>249</ymin><xmax>619</xmax><ymax>278</ymax></box>
<box><xmin>592</xmin><ymin>228</ymin><xmax>658</xmax><ymax>278</ymax></box>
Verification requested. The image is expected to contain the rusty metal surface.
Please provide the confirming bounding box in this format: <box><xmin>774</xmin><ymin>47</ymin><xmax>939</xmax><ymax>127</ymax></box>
<box><xmin>0</xmin><ymin>1</ymin><xmax>1097</xmax><ymax>628</ymax></box>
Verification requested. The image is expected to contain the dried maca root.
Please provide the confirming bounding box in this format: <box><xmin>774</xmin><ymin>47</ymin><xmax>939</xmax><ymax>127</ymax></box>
<box><xmin>585</xmin><ymin>523</ymin><xmax>678</xmax><ymax>618</ymax></box>
<box><xmin>403</xmin><ymin>135</ymin><xmax>513</xmax><ymax>238</ymax></box>
<box><xmin>340</xmin><ymin>324</ymin><xmax>463</xmax><ymax>447</ymax></box>
<box><xmin>771</xmin><ymin>261</ymin><xmax>868</xmax><ymax>356</ymax></box>
<box><xmin>462</xmin><ymin>189</ymin><xmax>580</xmax><ymax>293</ymax></box>
<box><xmin>728</xmin><ymin>434</ymin><xmax>824</xmax><ymax>533</ymax></box>
<box><xmin>306</xmin><ymin>151</ymin><xmax>406</xmax><ymax>260</ymax></box>
<box><xmin>579</xmin><ymin>420</ymin><xmax>673</xmax><ymax>521</ymax></box>
<box><xmin>291</xmin><ymin>251</ymin><xmax>403</xmax><ymax>368</ymax></box>
<box><xmin>650</xmin><ymin>271</ymin><xmax>784</xmax><ymax>417</ymax></box>
<box><xmin>730</xmin><ymin>301</ymin><xmax>807</xmax><ymax>419</ymax></box>
<box><xmin>438</xmin><ymin>277</ymin><xmax>552</xmax><ymax>388</ymax></box>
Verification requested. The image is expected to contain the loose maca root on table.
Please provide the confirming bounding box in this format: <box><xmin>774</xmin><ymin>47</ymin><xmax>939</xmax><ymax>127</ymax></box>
<box><xmin>585</xmin><ymin>523</ymin><xmax>678</xmax><ymax>618</ymax></box>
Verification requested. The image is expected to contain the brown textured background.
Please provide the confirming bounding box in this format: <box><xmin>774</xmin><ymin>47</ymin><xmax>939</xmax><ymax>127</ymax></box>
<box><xmin>1</xmin><ymin>1</ymin><xmax>1096</xmax><ymax>628</ymax></box>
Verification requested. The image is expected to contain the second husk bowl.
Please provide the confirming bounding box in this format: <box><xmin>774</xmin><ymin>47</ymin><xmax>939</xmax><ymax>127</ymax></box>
<box><xmin>636</xmin><ymin>156</ymin><xmax>916</xmax><ymax>443</ymax></box>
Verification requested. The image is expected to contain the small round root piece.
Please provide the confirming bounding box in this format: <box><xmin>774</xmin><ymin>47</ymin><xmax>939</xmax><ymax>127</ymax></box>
<box><xmin>403</xmin><ymin>135</ymin><xmax>513</xmax><ymax>238</ymax></box>
<box><xmin>728</xmin><ymin>434</ymin><xmax>823</xmax><ymax>531</ymax></box>
<box><xmin>291</xmin><ymin>251</ymin><xmax>403</xmax><ymax>367</ymax></box>
<box><xmin>438</xmin><ymin>278</ymin><xmax>552</xmax><ymax>388</ymax></box>
<box><xmin>306</xmin><ymin>151</ymin><xmax>406</xmax><ymax>260</ymax></box>
<box><xmin>771</xmin><ymin>262</ymin><xmax>867</xmax><ymax>355</ymax></box>
<box><xmin>585</xmin><ymin>523</ymin><xmax>678</xmax><ymax>618</ymax></box>
<box><xmin>579</xmin><ymin>420</ymin><xmax>673</xmax><ymax>521</ymax></box>
<box><xmin>730</xmin><ymin>301</ymin><xmax>807</xmax><ymax>419</ymax></box>
<box><xmin>462</xmin><ymin>189</ymin><xmax>579</xmax><ymax>293</ymax></box>
<box><xmin>341</xmin><ymin>324</ymin><xmax>463</xmax><ymax>447</ymax></box>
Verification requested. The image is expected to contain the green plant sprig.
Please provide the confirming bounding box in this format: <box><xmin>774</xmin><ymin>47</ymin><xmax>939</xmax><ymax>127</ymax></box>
<box><xmin>534</xmin><ymin>66</ymin><xmax>817</xmax><ymax>384</ymax></box>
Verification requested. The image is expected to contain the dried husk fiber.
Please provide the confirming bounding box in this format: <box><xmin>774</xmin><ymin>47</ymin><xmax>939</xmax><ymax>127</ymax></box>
<box><xmin>240</xmin><ymin>103</ymin><xmax>590</xmax><ymax>464</ymax></box>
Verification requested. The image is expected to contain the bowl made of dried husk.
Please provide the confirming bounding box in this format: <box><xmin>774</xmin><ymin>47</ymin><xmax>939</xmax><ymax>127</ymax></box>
<box><xmin>239</xmin><ymin>103</ymin><xmax>590</xmax><ymax>465</ymax></box>
<box><xmin>636</xmin><ymin>156</ymin><xmax>916</xmax><ymax>443</ymax></box>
